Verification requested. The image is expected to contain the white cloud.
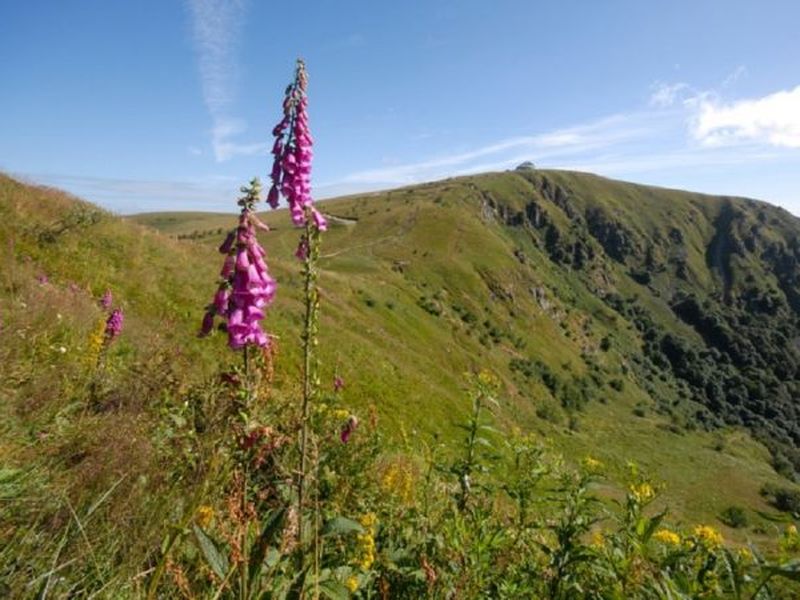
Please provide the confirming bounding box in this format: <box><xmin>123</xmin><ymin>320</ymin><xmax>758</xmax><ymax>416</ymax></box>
<box><xmin>649</xmin><ymin>82</ymin><xmax>691</xmax><ymax>107</ymax></box>
<box><xmin>188</xmin><ymin>0</ymin><xmax>264</xmax><ymax>162</ymax></box>
<box><xmin>338</xmin><ymin>113</ymin><xmax>659</xmax><ymax>186</ymax></box>
<box><xmin>691</xmin><ymin>85</ymin><xmax>800</xmax><ymax>148</ymax></box>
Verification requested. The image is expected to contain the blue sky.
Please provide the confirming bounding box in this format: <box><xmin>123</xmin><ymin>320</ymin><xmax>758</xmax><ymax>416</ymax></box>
<box><xmin>1</xmin><ymin>1</ymin><xmax>799</xmax><ymax>214</ymax></box>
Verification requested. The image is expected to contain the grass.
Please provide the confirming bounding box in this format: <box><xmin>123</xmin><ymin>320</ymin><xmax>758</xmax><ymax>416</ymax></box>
<box><xmin>2</xmin><ymin>169</ymin><xmax>800</xmax><ymax>595</ymax></box>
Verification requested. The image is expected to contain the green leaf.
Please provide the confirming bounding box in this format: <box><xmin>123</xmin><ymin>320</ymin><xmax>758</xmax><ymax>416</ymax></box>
<box><xmin>317</xmin><ymin>580</ymin><xmax>350</xmax><ymax>600</ymax></box>
<box><xmin>322</xmin><ymin>516</ymin><xmax>364</xmax><ymax>537</ymax></box>
<box><xmin>192</xmin><ymin>524</ymin><xmax>229</xmax><ymax>580</ymax></box>
<box><xmin>249</xmin><ymin>507</ymin><xmax>287</xmax><ymax>586</ymax></box>
<box><xmin>640</xmin><ymin>508</ymin><xmax>667</xmax><ymax>542</ymax></box>
<box><xmin>764</xmin><ymin>559</ymin><xmax>800</xmax><ymax>582</ymax></box>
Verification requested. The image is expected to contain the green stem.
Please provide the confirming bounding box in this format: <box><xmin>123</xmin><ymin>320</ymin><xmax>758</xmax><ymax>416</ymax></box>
<box><xmin>298</xmin><ymin>213</ymin><xmax>320</xmax><ymax>565</ymax></box>
<box><xmin>240</xmin><ymin>470</ymin><xmax>249</xmax><ymax>600</ymax></box>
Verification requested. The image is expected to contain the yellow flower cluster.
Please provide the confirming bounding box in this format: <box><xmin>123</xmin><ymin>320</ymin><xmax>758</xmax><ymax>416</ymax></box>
<box><xmin>738</xmin><ymin>547</ymin><xmax>753</xmax><ymax>562</ymax></box>
<box><xmin>85</xmin><ymin>318</ymin><xmax>107</xmax><ymax>368</ymax></box>
<box><xmin>345</xmin><ymin>575</ymin><xmax>359</xmax><ymax>593</ymax></box>
<box><xmin>355</xmin><ymin>513</ymin><xmax>377</xmax><ymax>571</ymax></box>
<box><xmin>629</xmin><ymin>482</ymin><xmax>655</xmax><ymax>504</ymax></box>
<box><xmin>653</xmin><ymin>529</ymin><xmax>680</xmax><ymax>546</ymax></box>
<box><xmin>477</xmin><ymin>370</ymin><xmax>499</xmax><ymax>387</ymax></box>
<box><xmin>380</xmin><ymin>459</ymin><xmax>414</xmax><ymax>504</ymax></box>
<box><xmin>583</xmin><ymin>456</ymin><xmax>603</xmax><ymax>472</ymax></box>
<box><xmin>590</xmin><ymin>530</ymin><xmax>605</xmax><ymax>548</ymax></box>
<box><xmin>195</xmin><ymin>505</ymin><xmax>214</xmax><ymax>529</ymax></box>
<box><xmin>693</xmin><ymin>525</ymin><xmax>724</xmax><ymax>548</ymax></box>
<box><xmin>781</xmin><ymin>524</ymin><xmax>800</xmax><ymax>553</ymax></box>
<box><xmin>332</xmin><ymin>408</ymin><xmax>350</xmax><ymax>421</ymax></box>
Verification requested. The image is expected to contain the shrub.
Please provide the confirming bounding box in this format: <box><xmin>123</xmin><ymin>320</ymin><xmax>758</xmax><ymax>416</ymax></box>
<box><xmin>719</xmin><ymin>505</ymin><xmax>749</xmax><ymax>528</ymax></box>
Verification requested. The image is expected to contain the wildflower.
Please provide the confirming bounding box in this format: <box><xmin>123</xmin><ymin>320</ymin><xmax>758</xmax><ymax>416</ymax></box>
<box><xmin>196</xmin><ymin>505</ymin><xmax>214</xmax><ymax>529</ymax></box>
<box><xmin>334</xmin><ymin>375</ymin><xmax>345</xmax><ymax>392</ymax></box>
<box><xmin>201</xmin><ymin>179</ymin><xmax>276</xmax><ymax>350</ymax></box>
<box><xmin>590</xmin><ymin>530</ymin><xmax>605</xmax><ymax>548</ymax></box>
<box><xmin>693</xmin><ymin>525</ymin><xmax>723</xmax><ymax>549</ymax></box>
<box><xmin>85</xmin><ymin>318</ymin><xmax>106</xmax><ymax>367</ymax></box>
<box><xmin>354</xmin><ymin>513</ymin><xmax>377</xmax><ymax>570</ymax></box>
<box><xmin>100</xmin><ymin>289</ymin><xmax>112</xmax><ymax>309</ymax></box>
<box><xmin>340</xmin><ymin>415</ymin><xmax>359</xmax><ymax>443</ymax></box>
<box><xmin>332</xmin><ymin>408</ymin><xmax>350</xmax><ymax>421</ymax></box>
<box><xmin>583</xmin><ymin>456</ymin><xmax>603</xmax><ymax>472</ymax></box>
<box><xmin>653</xmin><ymin>529</ymin><xmax>681</xmax><ymax>546</ymax></box>
<box><xmin>738</xmin><ymin>546</ymin><xmax>753</xmax><ymax>562</ymax></box>
<box><xmin>629</xmin><ymin>482</ymin><xmax>655</xmax><ymax>504</ymax></box>
<box><xmin>267</xmin><ymin>59</ymin><xmax>327</xmax><ymax>255</ymax></box>
<box><xmin>781</xmin><ymin>524</ymin><xmax>800</xmax><ymax>552</ymax></box>
<box><xmin>104</xmin><ymin>308</ymin><xmax>124</xmax><ymax>341</ymax></box>
<box><xmin>380</xmin><ymin>459</ymin><xmax>414</xmax><ymax>504</ymax></box>
<box><xmin>36</xmin><ymin>274</ymin><xmax>49</xmax><ymax>285</ymax></box>
<box><xmin>345</xmin><ymin>575</ymin><xmax>358</xmax><ymax>593</ymax></box>
<box><xmin>477</xmin><ymin>369</ymin><xmax>499</xmax><ymax>389</ymax></box>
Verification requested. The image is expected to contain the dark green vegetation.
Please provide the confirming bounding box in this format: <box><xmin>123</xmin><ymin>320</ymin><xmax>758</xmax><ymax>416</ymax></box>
<box><xmin>3</xmin><ymin>169</ymin><xmax>800</xmax><ymax>596</ymax></box>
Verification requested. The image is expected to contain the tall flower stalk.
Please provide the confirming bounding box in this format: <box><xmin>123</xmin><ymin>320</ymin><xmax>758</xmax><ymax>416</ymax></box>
<box><xmin>268</xmin><ymin>59</ymin><xmax>326</xmax><ymax>553</ymax></box>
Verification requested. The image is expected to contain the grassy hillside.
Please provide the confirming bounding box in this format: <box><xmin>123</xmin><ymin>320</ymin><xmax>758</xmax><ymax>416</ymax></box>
<box><xmin>127</xmin><ymin>167</ymin><xmax>800</xmax><ymax>522</ymax></box>
<box><xmin>3</xmin><ymin>170</ymin><xmax>800</xmax><ymax>596</ymax></box>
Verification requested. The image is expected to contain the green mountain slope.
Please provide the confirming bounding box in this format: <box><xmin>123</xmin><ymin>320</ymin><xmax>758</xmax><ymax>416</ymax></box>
<box><xmin>126</xmin><ymin>168</ymin><xmax>800</xmax><ymax>514</ymax></box>
<box><xmin>3</xmin><ymin>170</ymin><xmax>800</xmax><ymax>594</ymax></box>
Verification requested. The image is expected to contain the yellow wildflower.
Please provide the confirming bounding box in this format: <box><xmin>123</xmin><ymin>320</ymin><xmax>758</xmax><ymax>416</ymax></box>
<box><xmin>345</xmin><ymin>575</ymin><xmax>359</xmax><ymax>593</ymax></box>
<box><xmin>583</xmin><ymin>456</ymin><xmax>603</xmax><ymax>472</ymax></box>
<box><xmin>738</xmin><ymin>547</ymin><xmax>753</xmax><ymax>562</ymax></box>
<box><xmin>477</xmin><ymin>370</ymin><xmax>499</xmax><ymax>388</ymax></box>
<box><xmin>359</xmin><ymin>512</ymin><xmax>377</xmax><ymax>530</ymax></box>
<box><xmin>693</xmin><ymin>525</ymin><xmax>724</xmax><ymax>548</ymax></box>
<box><xmin>85</xmin><ymin>318</ymin><xmax>107</xmax><ymax>367</ymax></box>
<box><xmin>590</xmin><ymin>530</ymin><xmax>605</xmax><ymax>548</ymax></box>
<box><xmin>354</xmin><ymin>513</ymin><xmax>377</xmax><ymax>571</ymax></box>
<box><xmin>653</xmin><ymin>529</ymin><xmax>680</xmax><ymax>546</ymax></box>
<box><xmin>380</xmin><ymin>459</ymin><xmax>415</xmax><ymax>504</ymax></box>
<box><xmin>787</xmin><ymin>524</ymin><xmax>798</xmax><ymax>537</ymax></box>
<box><xmin>195</xmin><ymin>505</ymin><xmax>214</xmax><ymax>529</ymax></box>
<box><xmin>629</xmin><ymin>482</ymin><xmax>655</xmax><ymax>503</ymax></box>
<box><xmin>332</xmin><ymin>408</ymin><xmax>350</xmax><ymax>421</ymax></box>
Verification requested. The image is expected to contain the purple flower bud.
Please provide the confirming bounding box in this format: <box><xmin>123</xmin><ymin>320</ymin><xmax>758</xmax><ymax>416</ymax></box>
<box><xmin>267</xmin><ymin>185</ymin><xmax>280</xmax><ymax>209</ymax></box>
<box><xmin>199</xmin><ymin>311</ymin><xmax>214</xmax><ymax>337</ymax></box>
<box><xmin>295</xmin><ymin>237</ymin><xmax>309</xmax><ymax>261</ymax></box>
<box><xmin>334</xmin><ymin>376</ymin><xmax>344</xmax><ymax>392</ymax></box>
<box><xmin>219</xmin><ymin>231</ymin><xmax>235</xmax><ymax>254</ymax></box>
<box><xmin>100</xmin><ymin>289</ymin><xmax>113</xmax><ymax>309</ymax></box>
<box><xmin>340</xmin><ymin>416</ymin><xmax>359</xmax><ymax>444</ymax></box>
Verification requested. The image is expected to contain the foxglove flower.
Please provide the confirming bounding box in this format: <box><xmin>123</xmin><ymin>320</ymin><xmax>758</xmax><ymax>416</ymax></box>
<box><xmin>340</xmin><ymin>415</ymin><xmax>359</xmax><ymax>444</ymax></box>
<box><xmin>201</xmin><ymin>179</ymin><xmax>276</xmax><ymax>350</ymax></box>
<box><xmin>334</xmin><ymin>375</ymin><xmax>344</xmax><ymax>392</ymax></box>
<box><xmin>267</xmin><ymin>59</ymin><xmax>327</xmax><ymax>252</ymax></box>
<box><xmin>104</xmin><ymin>308</ymin><xmax>124</xmax><ymax>341</ymax></box>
